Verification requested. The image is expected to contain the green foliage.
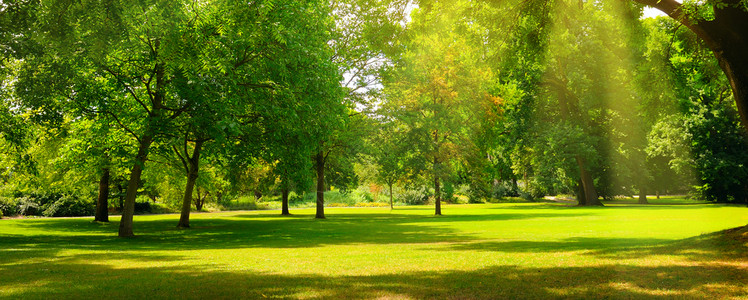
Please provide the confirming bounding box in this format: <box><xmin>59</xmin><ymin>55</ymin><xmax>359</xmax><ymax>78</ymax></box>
<box><xmin>133</xmin><ymin>201</ymin><xmax>152</xmax><ymax>214</ymax></box>
<box><xmin>642</xmin><ymin>17</ymin><xmax>748</xmax><ymax>203</ymax></box>
<box><xmin>396</xmin><ymin>186</ymin><xmax>431</xmax><ymax>205</ymax></box>
<box><xmin>0</xmin><ymin>196</ymin><xmax>18</xmax><ymax>217</ymax></box>
<box><xmin>684</xmin><ymin>105</ymin><xmax>748</xmax><ymax>202</ymax></box>
<box><xmin>1</xmin><ymin>0</ymin><xmax>746</xmax><ymax>219</ymax></box>
<box><xmin>40</xmin><ymin>195</ymin><xmax>94</xmax><ymax>218</ymax></box>
<box><xmin>0</xmin><ymin>191</ymin><xmax>94</xmax><ymax>217</ymax></box>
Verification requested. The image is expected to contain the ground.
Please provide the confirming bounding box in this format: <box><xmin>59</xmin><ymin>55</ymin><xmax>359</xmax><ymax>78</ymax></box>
<box><xmin>0</xmin><ymin>202</ymin><xmax>747</xmax><ymax>299</ymax></box>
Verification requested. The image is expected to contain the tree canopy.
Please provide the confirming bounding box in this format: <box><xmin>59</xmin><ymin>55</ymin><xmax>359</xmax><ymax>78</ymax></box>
<box><xmin>0</xmin><ymin>0</ymin><xmax>746</xmax><ymax>232</ymax></box>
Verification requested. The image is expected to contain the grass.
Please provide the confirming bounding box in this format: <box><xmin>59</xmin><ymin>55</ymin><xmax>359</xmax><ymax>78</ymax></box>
<box><xmin>1</xmin><ymin>202</ymin><xmax>747</xmax><ymax>299</ymax></box>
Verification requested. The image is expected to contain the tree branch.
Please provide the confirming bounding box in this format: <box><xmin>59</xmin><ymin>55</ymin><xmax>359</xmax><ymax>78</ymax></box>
<box><xmin>102</xmin><ymin>67</ymin><xmax>153</xmax><ymax>115</ymax></box>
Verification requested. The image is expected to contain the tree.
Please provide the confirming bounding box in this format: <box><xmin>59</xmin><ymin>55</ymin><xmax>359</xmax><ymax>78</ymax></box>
<box><xmin>370</xmin><ymin>121</ymin><xmax>408</xmax><ymax>209</ymax></box>
<box><xmin>644</xmin><ymin>17</ymin><xmax>748</xmax><ymax>203</ymax></box>
<box><xmin>304</xmin><ymin>0</ymin><xmax>410</xmax><ymax>219</ymax></box>
<box><xmin>631</xmin><ymin>0</ymin><xmax>748</xmax><ymax>132</ymax></box>
<box><xmin>384</xmin><ymin>0</ymin><xmax>496</xmax><ymax>215</ymax></box>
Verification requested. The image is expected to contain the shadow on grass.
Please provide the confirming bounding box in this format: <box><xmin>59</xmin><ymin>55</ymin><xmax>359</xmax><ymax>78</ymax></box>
<box><xmin>443</xmin><ymin>237</ymin><xmax>672</xmax><ymax>253</ymax></box>
<box><xmin>1</xmin><ymin>205</ymin><xmax>747</xmax><ymax>298</ymax></box>
<box><xmin>1</xmin><ymin>256</ymin><xmax>746</xmax><ymax>299</ymax></box>
<box><xmin>0</xmin><ymin>210</ymin><xmax>590</xmax><ymax>254</ymax></box>
<box><xmin>442</xmin><ymin>234</ymin><xmax>748</xmax><ymax>264</ymax></box>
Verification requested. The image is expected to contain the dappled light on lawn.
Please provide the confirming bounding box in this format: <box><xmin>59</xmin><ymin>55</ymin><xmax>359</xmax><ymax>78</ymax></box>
<box><xmin>1</xmin><ymin>204</ymin><xmax>746</xmax><ymax>298</ymax></box>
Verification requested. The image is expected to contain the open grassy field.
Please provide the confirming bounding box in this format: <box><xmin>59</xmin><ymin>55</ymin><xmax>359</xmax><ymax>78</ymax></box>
<box><xmin>1</xmin><ymin>202</ymin><xmax>747</xmax><ymax>299</ymax></box>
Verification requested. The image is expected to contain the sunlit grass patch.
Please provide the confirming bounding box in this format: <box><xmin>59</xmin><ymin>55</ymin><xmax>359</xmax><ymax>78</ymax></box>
<box><xmin>1</xmin><ymin>203</ymin><xmax>746</xmax><ymax>299</ymax></box>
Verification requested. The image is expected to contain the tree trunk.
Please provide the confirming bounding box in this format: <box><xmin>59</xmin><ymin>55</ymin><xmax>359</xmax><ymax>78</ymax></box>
<box><xmin>281</xmin><ymin>187</ymin><xmax>290</xmax><ymax>216</ymax></box>
<box><xmin>118</xmin><ymin>184</ymin><xmax>124</xmax><ymax>212</ymax></box>
<box><xmin>178</xmin><ymin>141</ymin><xmax>203</xmax><ymax>229</ymax></box>
<box><xmin>576</xmin><ymin>180</ymin><xmax>587</xmax><ymax>206</ymax></box>
<box><xmin>388</xmin><ymin>182</ymin><xmax>394</xmax><ymax>210</ymax></box>
<box><xmin>194</xmin><ymin>188</ymin><xmax>205</xmax><ymax>211</ymax></box>
<box><xmin>118</xmin><ymin>59</ymin><xmax>164</xmax><ymax>237</ymax></box>
<box><xmin>576</xmin><ymin>156</ymin><xmax>603</xmax><ymax>206</ymax></box>
<box><xmin>315</xmin><ymin>151</ymin><xmax>325</xmax><ymax>219</ymax></box>
<box><xmin>95</xmin><ymin>167</ymin><xmax>110</xmax><ymax>222</ymax></box>
<box><xmin>118</xmin><ymin>134</ymin><xmax>154</xmax><ymax>237</ymax></box>
<box><xmin>656</xmin><ymin>190</ymin><xmax>660</xmax><ymax>199</ymax></box>
<box><xmin>638</xmin><ymin>185</ymin><xmax>649</xmax><ymax>204</ymax></box>
<box><xmin>434</xmin><ymin>175</ymin><xmax>442</xmax><ymax>216</ymax></box>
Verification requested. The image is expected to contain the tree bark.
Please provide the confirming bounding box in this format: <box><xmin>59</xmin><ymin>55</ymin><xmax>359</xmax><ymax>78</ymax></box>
<box><xmin>95</xmin><ymin>167</ymin><xmax>110</xmax><ymax>222</ymax></box>
<box><xmin>281</xmin><ymin>186</ymin><xmax>290</xmax><ymax>216</ymax></box>
<box><xmin>118</xmin><ymin>134</ymin><xmax>154</xmax><ymax>237</ymax></box>
<box><xmin>638</xmin><ymin>184</ymin><xmax>649</xmax><ymax>204</ymax></box>
<box><xmin>177</xmin><ymin>140</ymin><xmax>203</xmax><ymax>229</ymax></box>
<box><xmin>118</xmin><ymin>184</ymin><xmax>124</xmax><ymax>212</ymax></box>
<box><xmin>434</xmin><ymin>174</ymin><xmax>442</xmax><ymax>216</ymax></box>
<box><xmin>576</xmin><ymin>179</ymin><xmax>587</xmax><ymax>206</ymax></box>
<box><xmin>576</xmin><ymin>156</ymin><xmax>603</xmax><ymax>206</ymax></box>
<box><xmin>315</xmin><ymin>151</ymin><xmax>325</xmax><ymax>219</ymax></box>
<box><xmin>388</xmin><ymin>182</ymin><xmax>394</xmax><ymax>210</ymax></box>
<box><xmin>194</xmin><ymin>188</ymin><xmax>205</xmax><ymax>211</ymax></box>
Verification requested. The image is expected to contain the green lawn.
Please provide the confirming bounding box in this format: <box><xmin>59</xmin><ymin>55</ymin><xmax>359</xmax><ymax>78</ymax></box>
<box><xmin>1</xmin><ymin>203</ymin><xmax>747</xmax><ymax>299</ymax></box>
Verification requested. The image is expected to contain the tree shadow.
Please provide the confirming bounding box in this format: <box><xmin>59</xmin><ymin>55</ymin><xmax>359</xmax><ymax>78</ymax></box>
<box><xmin>1</xmin><ymin>255</ymin><xmax>746</xmax><ymax>299</ymax></box>
<box><xmin>0</xmin><ymin>210</ymin><xmax>590</xmax><ymax>254</ymax></box>
<box><xmin>441</xmin><ymin>233</ymin><xmax>747</xmax><ymax>264</ymax></box>
<box><xmin>2</xmin><ymin>206</ymin><xmax>746</xmax><ymax>298</ymax></box>
<box><xmin>442</xmin><ymin>237</ymin><xmax>673</xmax><ymax>253</ymax></box>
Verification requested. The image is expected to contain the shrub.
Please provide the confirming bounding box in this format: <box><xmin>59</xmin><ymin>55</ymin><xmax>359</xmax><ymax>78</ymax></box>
<box><xmin>18</xmin><ymin>196</ymin><xmax>41</xmax><ymax>216</ymax></box>
<box><xmin>489</xmin><ymin>181</ymin><xmax>520</xmax><ymax>199</ymax></box>
<box><xmin>41</xmin><ymin>195</ymin><xmax>94</xmax><ymax>217</ymax></box>
<box><xmin>134</xmin><ymin>201</ymin><xmax>152</xmax><ymax>214</ymax></box>
<box><xmin>0</xmin><ymin>196</ymin><xmax>20</xmax><ymax>217</ymax></box>
<box><xmin>223</xmin><ymin>196</ymin><xmax>259</xmax><ymax>211</ymax></box>
<box><xmin>151</xmin><ymin>202</ymin><xmax>178</xmax><ymax>214</ymax></box>
<box><xmin>398</xmin><ymin>187</ymin><xmax>431</xmax><ymax>205</ymax></box>
<box><xmin>354</xmin><ymin>202</ymin><xmax>389</xmax><ymax>207</ymax></box>
<box><xmin>442</xmin><ymin>182</ymin><xmax>455</xmax><ymax>203</ymax></box>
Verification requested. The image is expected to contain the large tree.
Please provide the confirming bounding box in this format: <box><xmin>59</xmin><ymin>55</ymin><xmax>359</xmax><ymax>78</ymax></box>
<box><xmin>384</xmin><ymin>0</ymin><xmax>496</xmax><ymax>215</ymax></box>
<box><xmin>631</xmin><ymin>0</ymin><xmax>748</xmax><ymax>131</ymax></box>
<box><xmin>305</xmin><ymin>0</ymin><xmax>409</xmax><ymax>219</ymax></box>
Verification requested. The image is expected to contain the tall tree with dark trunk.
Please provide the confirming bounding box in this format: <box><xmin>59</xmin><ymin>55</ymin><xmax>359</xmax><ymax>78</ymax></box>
<box><xmin>95</xmin><ymin>167</ymin><xmax>110</xmax><ymax>222</ymax></box>
<box><xmin>281</xmin><ymin>185</ymin><xmax>291</xmax><ymax>216</ymax></box>
<box><xmin>383</xmin><ymin>0</ymin><xmax>495</xmax><ymax>215</ymax></box>
<box><xmin>310</xmin><ymin>0</ymin><xmax>411</xmax><ymax>218</ymax></box>
<box><xmin>175</xmin><ymin>139</ymin><xmax>204</xmax><ymax>228</ymax></box>
<box><xmin>315</xmin><ymin>151</ymin><xmax>327</xmax><ymax>219</ymax></box>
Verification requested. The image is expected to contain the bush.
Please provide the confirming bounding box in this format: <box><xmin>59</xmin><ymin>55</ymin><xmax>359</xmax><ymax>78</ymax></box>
<box><xmin>18</xmin><ymin>196</ymin><xmax>41</xmax><ymax>216</ymax></box>
<box><xmin>492</xmin><ymin>181</ymin><xmax>520</xmax><ymax>199</ymax></box>
<box><xmin>289</xmin><ymin>192</ymin><xmax>315</xmax><ymax>205</ymax></box>
<box><xmin>0</xmin><ymin>196</ymin><xmax>20</xmax><ymax>217</ymax></box>
<box><xmin>223</xmin><ymin>196</ymin><xmax>260</xmax><ymax>210</ymax></box>
<box><xmin>134</xmin><ymin>201</ymin><xmax>152</xmax><ymax>214</ymax></box>
<box><xmin>41</xmin><ymin>195</ymin><xmax>94</xmax><ymax>217</ymax></box>
<box><xmin>442</xmin><ymin>182</ymin><xmax>455</xmax><ymax>203</ymax></box>
<box><xmin>398</xmin><ymin>187</ymin><xmax>431</xmax><ymax>205</ymax></box>
<box><xmin>151</xmin><ymin>202</ymin><xmax>178</xmax><ymax>214</ymax></box>
<box><xmin>1</xmin><ymin>192</ymin><xmax>95</xmax><ymax>217</ymax></box>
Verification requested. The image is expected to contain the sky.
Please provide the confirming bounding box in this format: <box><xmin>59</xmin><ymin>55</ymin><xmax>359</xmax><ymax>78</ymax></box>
<box><xmin>642</xmin><ymin>6</ymin><xmax>668</xmax><ymax>19</ymax></box>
